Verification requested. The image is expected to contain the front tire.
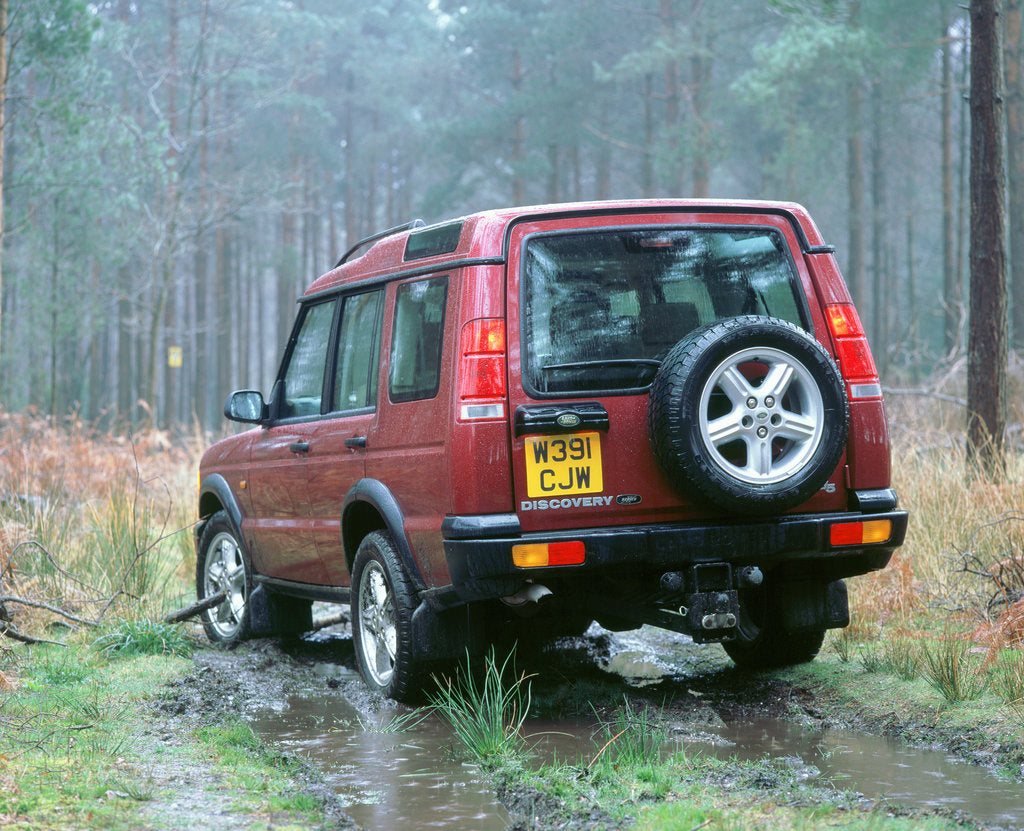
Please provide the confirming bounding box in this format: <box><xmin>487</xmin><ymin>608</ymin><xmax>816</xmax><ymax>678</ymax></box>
<box><xmin>351</xmin><ymin>531</ymin><xmax>423</xmax><ymax>700</ymax></box>
<box><xmin>196</xmin><ymin>511</ymin><xmax>253</xmax><ymax>643</ymax></box>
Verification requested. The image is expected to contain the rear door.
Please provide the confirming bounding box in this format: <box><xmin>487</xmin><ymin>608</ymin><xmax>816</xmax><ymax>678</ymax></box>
<box><xmin>305</xmin><ymin>287</ymin><xmax>385</xmax><ymax>585</ymax></box>
<box><xmin>364</xmin><ymin>274</ymin><xmax>453</xmax><ymax>588</ymax></box>
<box><xmin>505</xmin><ymin>211</ymin><xmax>822</xmax><ymax>532</ymax></box>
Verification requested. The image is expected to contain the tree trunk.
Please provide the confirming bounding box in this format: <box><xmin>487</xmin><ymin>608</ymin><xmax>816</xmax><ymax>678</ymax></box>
<box><xmin>642</xmin><ymin>75</ymin><xmax>654</xmax><ymax>196</ymax></box>
<box><xmin>870</xmin><ymin>81</ymin><xmax>887</xmax><ymax>362</ymax></box>
<box><xmin>846</xmin><ymin>78</ymin><xmax>867</xmax><ymax>312</ymax></box>
<box><xmin>511</xmin><ymin>51</ymin><xmax>525</xmax><ymax>205</ymax></box>
<box><xmin>1006</xmin><ymin>0</ymin><xmax>1024</xmax><ymax>348</ymax></box>
<box><xmin>0</xmin><ymin>0</ymin><xmax>7</xmax><ymax>363</ymax></box>
<box><xmin>967</xmin><ymin>0</ymin><xmax>1008</xmax><ymax>474</ymax></box>
<box><xmin>690</xmin><ymin>4</ymin><xmax>712</xmax><ymax>199</ymax></box>
<box><xmin>941</xmin><ymin>6</ymin><xmax>959</xmax><ymax>354</ymax></box>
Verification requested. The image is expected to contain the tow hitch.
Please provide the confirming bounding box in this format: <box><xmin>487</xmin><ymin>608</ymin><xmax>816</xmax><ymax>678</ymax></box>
<box><xmin>669</xmin><ymin>563</ymin><xmax>740</xmax><ymax>643</ymax></box>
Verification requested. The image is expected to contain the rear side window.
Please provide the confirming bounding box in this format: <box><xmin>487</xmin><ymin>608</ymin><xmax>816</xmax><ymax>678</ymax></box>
<box><xmin>279</xmin><ymin>299</ymin><xmax>337</xmax><ymax>418</ymax></box>
<box><xmin>521</xmin><ymin>227</ymin><xmax>806</xmax><ymax>395</ymax></box>
<box><xmin>389</xmin><ymin>276</ymin><xmax>448</xmax><ymax>403</ymax></box>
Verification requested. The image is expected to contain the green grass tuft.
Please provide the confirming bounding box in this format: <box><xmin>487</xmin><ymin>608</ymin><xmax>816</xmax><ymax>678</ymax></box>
<box><xmin>921</xmin><ymin>634</ymin><xmax>988</xmax><ymax>704</ymax></box>
<box><xmin>429</xmin><ymin>647</ymin><xmax>532</xmax><ymax>765</ymax></box>
<box><xmin>92</xmin><ymin>618</ymin><xmax>193</xmax><ymax>659</ymax></box>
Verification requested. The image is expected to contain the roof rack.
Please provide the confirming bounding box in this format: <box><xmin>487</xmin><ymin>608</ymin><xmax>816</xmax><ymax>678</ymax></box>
<box><xmin>334</xmin><ymin>219</ymin><xmax>426</xmax><ymax>267</ymax></box>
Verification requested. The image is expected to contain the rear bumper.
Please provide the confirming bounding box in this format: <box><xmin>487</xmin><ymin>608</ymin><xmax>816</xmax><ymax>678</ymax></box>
<box><xmin>442</xmin><ymin>505</ymin><xmax>908</xmax><ymax>602</ymax></box>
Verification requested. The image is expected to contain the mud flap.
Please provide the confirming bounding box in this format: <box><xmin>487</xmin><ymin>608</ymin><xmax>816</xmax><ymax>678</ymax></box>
<box><xmin>778</xmin><ymin>579</ymin><xmax>849</xmax><ymax>633</ymax></box>
<box><xmin>411</xmin><ymin>602</ymin><xmax>471</xmax><ymax>662</ymax></box>
<box><xmin>247</xmin><ymin>585</ymin><xmax>314</xmax><ymax>637</ymax></box>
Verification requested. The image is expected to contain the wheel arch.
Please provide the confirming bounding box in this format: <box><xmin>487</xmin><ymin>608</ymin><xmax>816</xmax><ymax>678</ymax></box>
<box><xmin>341</xmin><ymin>479</ymin><xmax>425</xmax><ymax>590</ymax></box>
<box><xmin>197</xmin><ymin>473</ymin><xmax>245</xmax><ymax>547</ymax></box>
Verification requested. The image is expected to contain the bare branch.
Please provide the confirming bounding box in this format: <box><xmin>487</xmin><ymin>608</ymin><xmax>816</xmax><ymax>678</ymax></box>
<box><xmin>163</xmin><ymin>588</ymin><xmax>226</xmax><ymax>624</ymax></box>
<box><xmin>0</xmin><ymin>596</ymin><xmax>99</xmax><ymax>627</ymax></box>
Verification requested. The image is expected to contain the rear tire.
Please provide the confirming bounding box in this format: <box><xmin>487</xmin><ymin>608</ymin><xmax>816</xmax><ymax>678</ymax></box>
<box><xmin>723</xmin><ymin>586</ymin><xmax>825</xmax><ymax>669</ymax></box>
<box><xmin>351</xmin><ymin>531</ymin><xmax>423</xmax><ymax>700</ymax></box>
<box><xmin>723</xmin><ymin>625</ymin><xmax>825</xmax><ymax>669</ymax></box>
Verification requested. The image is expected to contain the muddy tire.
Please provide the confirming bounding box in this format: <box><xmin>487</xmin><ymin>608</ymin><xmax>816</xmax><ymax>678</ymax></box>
<box><xmin>196</xmin><ymin>511</ymin><xmax>253</xmax><ymax>643</ymax></box>
<box><xmin>723</xmin><ymin>587</ymin><xmax>825</xmax><ymax>669</ymax></box>
<box><xmin>351</xmin><ymin>531</ymin><xmax>423</xmax><ymax>701</ymax></box>
<box><xmin>649</xmin><ymin>316</ymin><xmax>847</xmax><ymax>516</ymax></box>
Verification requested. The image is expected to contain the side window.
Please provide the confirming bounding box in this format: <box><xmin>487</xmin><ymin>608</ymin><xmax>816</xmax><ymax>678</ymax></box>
<box><xmin>389</xmin><ymin>276</ymin><xmax>448</xmax><ymax>403</ymax></box>
<box><xmin>280</xmin><ymin>299</ymin><xmax>336</xmax><ymax>418</ymax></box>
<box><xmin>332</xmin><ymin>289</ymin><xmax>384</xmax><ymax>412</ymax></box>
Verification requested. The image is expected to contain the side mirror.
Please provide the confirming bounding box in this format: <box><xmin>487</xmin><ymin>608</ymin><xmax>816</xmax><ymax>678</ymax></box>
<box><xmin>224</xmin><ymin>390</ymin><xmax>266</xmax><ymax>423</ymax></box>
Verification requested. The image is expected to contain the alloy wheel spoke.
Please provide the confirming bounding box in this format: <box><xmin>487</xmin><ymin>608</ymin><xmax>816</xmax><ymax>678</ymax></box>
<box><xmin>717</xmin><ymin>365</ymin><xmax>754</xmax><ymax>404</ymax></box>
<box><xmin>760</xmin><ymin>361</ymin><xmax>795</xmax><ymax>401</ymax></box>
<box><xmin>707</xmin><ymin>410</ymin><xmax>749</xmax><ymax>447</ymax></box>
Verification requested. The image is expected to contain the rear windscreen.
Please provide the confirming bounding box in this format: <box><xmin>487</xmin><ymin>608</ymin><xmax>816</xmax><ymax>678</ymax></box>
<box><xmin>521</xmin><ymin>227</ymin><xmax>807</xmax><ymax>395</ymax></box>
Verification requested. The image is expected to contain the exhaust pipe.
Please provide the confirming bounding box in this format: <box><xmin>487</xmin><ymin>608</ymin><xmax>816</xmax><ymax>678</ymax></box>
<box><xmin>501</xmin><ymin>582</ymin><xmax>553</xmax><ymax>608</ymax></box>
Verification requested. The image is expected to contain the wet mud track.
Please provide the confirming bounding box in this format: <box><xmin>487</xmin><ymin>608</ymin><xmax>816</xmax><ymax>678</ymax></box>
<box><xmin>157</xmin><ymin>622</ymin><xmax>1024</xmax><ymax>830</ymax></box>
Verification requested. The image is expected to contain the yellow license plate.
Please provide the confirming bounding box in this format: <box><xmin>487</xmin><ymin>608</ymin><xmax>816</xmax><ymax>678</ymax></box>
<box><xmin>524</xmin><ymin>431</ymin><xmax>603</xmax><ymax>497</ymax></box>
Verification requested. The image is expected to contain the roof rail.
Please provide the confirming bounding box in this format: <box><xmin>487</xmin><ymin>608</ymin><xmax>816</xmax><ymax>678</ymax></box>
<box><xmin>334</xmin><ymin>219</ymin><xmax>426</xmax><ymax>267</ymax></box>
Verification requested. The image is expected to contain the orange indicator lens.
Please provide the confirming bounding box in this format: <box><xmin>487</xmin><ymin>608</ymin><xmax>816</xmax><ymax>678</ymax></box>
<box><xmin>512</xmin><ymin>541</ymin><xmax>585</xmax><ymax>568</ymax></box>
<box><xmin>830</xmin><ymin>519</ymin><xmax>892</xmax><ymax>547</ymax></box>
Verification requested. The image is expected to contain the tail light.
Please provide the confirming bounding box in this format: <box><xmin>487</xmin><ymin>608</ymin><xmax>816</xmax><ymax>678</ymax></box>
<box><xmin>512</xmin><ymin>540</ymin><xmax>586</xmax><ymax>567</ymax></box>
<box><xmin>458</xmin><ymin>318</ymin><xmax>506</xmax><ymax>421</ymax></box>
<box><xmin>825</xmin><ymin>303</ymin><xmax>882</xmax><ymax>400</ymax></box>
<box><xmin>830</xmin><ymin>519</ymin><xmax>893</xmax><ymax>547</ymax></box>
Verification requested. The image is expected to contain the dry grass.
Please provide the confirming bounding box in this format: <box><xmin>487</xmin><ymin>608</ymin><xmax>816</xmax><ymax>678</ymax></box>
<box><xmin>0</xmin><ymin>411</ymin><xmax>200</xmax><ymax>641</ymax></box>
<box><xmin>854</xmin><ymin>378</ymin><xmax>1024</xmax><ymax>660</ymax></box>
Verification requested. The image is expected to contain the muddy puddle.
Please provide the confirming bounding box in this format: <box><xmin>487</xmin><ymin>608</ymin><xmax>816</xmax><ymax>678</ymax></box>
<box><xmin>707</xmin><ymin>718</ymin><xmax>1024</xmax><ymax>828</ymax></box>
<box><xmin>252</xmin><ymin>696</ymin><xmax>1024</xmax><ymax>830</ymax></box>
<box><xmin>246</xmin><ymin>631</ymin><xmax>1024</xmax><ymax>831</ymax></box>
<box><xmin>249</xmin><ymin>663</ymin><xmax>595</xmax><ymax>829</ymax></box>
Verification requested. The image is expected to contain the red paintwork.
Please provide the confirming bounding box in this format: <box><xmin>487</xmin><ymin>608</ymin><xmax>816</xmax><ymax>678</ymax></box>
<box><xmin>198</xmin><ymin>199</ymin><xmax>893</xmax><ymax>590</ymax></box>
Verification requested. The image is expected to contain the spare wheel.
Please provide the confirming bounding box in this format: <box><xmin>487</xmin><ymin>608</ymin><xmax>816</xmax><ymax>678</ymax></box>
<box><xmin>648</xmin><ymin>315</ymin><xmax>848</xmax><ymax>515</ymax></box>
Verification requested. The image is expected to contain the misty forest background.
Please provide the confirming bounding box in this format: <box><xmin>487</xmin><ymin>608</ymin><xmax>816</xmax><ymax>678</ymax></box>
<box><xmin>0</xmin><ymin>0</ymin><xmax>1014</xmax><ymax>438</ymax></box>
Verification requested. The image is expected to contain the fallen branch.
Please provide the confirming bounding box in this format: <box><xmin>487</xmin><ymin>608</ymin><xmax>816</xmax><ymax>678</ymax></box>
<box><xmin>881</xmin><ymin>386</ymin><xmax>967</xmax><ymax>408</ymax></box>
<box><xmin>0</xmin><ymin>596</ymin><xmax>100</xmax><ymax>628</ymax></box>
<box><xmin>0</xmin><ymin>621</ymin><xmax>67</xmax><ymax>647</ymax></box>
<box><xmin>163</xmin><ymin>589</ymin><xmax>227</xmax><ymax>624</ymax></box>
<box><xmin>311</xmin><ymin>610</ymin><xmax>349</xmax><ymax>631</ymax></box>
<box><xmin>583</xmin><ymin>726</ymin><xmax>628</xmax><ymax>773</ymax></box>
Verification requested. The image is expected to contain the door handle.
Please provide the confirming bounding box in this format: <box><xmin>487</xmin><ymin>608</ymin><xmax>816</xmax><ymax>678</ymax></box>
<box><xmin>344</xmin><ymin>436</ymin><xmax>367</xmax><ymax>449</ymax></box>
<box><xmin>289</xmin><ymin>441</ymin><xmax>310</xmax><ymax>454</ymax></box>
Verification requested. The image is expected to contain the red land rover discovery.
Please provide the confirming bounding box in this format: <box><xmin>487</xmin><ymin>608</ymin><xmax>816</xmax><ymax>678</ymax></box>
<box><xmin>195</xmin><ymin>199</ymin><xmax>908</xmax><ymax>700</ymax></box>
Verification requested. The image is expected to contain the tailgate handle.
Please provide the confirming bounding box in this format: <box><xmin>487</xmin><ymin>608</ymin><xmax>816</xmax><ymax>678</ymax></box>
<box><xmin>514</xmin><ymin>402</ymin><xmax>609</xmax><ymax>437</ymax></box>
